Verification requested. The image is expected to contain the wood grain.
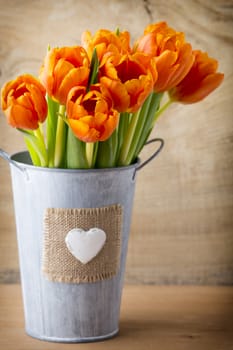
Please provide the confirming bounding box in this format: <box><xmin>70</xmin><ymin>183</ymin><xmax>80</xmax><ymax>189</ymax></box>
<box><xmin>0</xmin><ymin>0</ymin><xmax>232</xmax><ymax>284</ymax></box>
<box><xmin>0</xmin><ymin>285</ymin><xmax>233</xmax><ymax>349</ymax></box>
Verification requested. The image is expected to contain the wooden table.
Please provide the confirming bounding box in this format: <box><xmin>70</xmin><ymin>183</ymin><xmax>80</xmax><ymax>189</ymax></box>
<box><xmin>0</xmin><ymin>285</ymin><xmax>232</xmax><ymax>350</ymax></box>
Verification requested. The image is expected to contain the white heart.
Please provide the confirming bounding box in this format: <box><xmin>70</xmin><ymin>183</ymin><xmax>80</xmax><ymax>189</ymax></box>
<box><xmin>65</xmin><ymin>228</ymin><xmax>106</xmax><ymax>264</ymax></box>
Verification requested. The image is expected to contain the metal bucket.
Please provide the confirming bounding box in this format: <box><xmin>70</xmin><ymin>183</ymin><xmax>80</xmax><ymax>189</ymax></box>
<box><xmin>0</xmin><ymin>138</ymin><xmax>163</xmax><ymax>343</ymax></box>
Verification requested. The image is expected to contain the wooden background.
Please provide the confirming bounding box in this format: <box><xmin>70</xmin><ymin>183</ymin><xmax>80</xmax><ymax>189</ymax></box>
<box><xmin>0</xmin><ymin>0</ymin><xmax>232</xmax><ymax>284</ymax></box>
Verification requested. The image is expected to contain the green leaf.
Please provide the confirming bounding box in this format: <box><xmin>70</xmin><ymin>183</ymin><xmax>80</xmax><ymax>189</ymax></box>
<box><xmin>115</xmin><ymin>27</ymin><xmax>120</xmax><ymax>36</ymax></box>
<box><xmin>85</xmin><ymin>142</ymin><xmax>99</xmax><ymax>168</ymax></box>
<box><xmin>18</xmin><ymin>128</ymin><xmax>48</xmax><ymax>167</ymax></box>
<box><xmin>117</xmin><ymin>92</ymin><xmax>163</xmax><ymax>166</ymax></box>
<box><xmin>24</xmin><ymin>137</ymin><xmax>41</xmax><ymax>166</ymax></box>
<box><xmin>96</xmin><ymin>129</ymin><xmax>118</xmax><ymax>168</ymax></box>
<box><xmin>124</xmin><ymin>93</ymin><xmax>154</xmax><ymax>165</ymax></box>
<box><xmin>133</xmin><ymin>92</ymin><xmax>163</xmax><ymax>160</ymax></box>
<box><xmin>66</xmin><ymin>128</ymin><xmax>89</xmax><ymax>169</ymax></box>
<box><xmin>88</xmin><ymin>48</ymin><xmax>99</xmax><ymax>87</ymax></box>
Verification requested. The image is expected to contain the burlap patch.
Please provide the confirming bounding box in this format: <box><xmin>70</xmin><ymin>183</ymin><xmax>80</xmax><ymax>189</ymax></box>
<box><xmin>42</xmin><ymin>205</ymin><xmax>122</xmax><ymax>283</ymax></box>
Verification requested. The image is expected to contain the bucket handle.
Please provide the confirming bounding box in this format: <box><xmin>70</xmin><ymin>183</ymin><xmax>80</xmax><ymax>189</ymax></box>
<box><xmin>0</xmin><ymin>148</ymin><xmax>27</xmax><ymax>174</ymax></box>
<box><xmin>133</xmin><ymin>138</ymin><xmax>164</xmax><ymax>179</ymax></box>
<box><xmin>1</xmin><ymin>139</ymin><xmax>164</xmax><ymax>178</ymax></box>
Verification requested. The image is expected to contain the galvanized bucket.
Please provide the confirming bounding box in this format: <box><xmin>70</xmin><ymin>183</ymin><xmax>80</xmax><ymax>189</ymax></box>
<box><xmin>0</xmin><ymin>138</ymin><xmax>163</xmax><ymax>343</ymax></box>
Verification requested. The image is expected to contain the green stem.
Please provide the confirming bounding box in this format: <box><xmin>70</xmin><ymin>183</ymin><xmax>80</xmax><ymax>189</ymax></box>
<box><xmin>152</xmin><ymin>99</ymin><xmax>172</xmax><ymax>126</ymax></box>
<box><xmin>118</xmin><ymin>110</ymin><xmax>140</xmax><ymax>166</ymax></box>
<box><xmin>54</xmin><ymin>105</ymin><xmax>67</xmax><ymax>168</ymax></box>
<box><xmin>115</xmin><ymin>112</ymin><xmax>130</xmax><ymax>164</ymax></box>
<box><xmin>46</xmin><ymin>96</ymin><xmax>59</xmax><ymax>167</ymax></box>
<box><xmin>86</xmin><ymin>142</ymin><xmax>94</xmax><ymax>168</ymax></box>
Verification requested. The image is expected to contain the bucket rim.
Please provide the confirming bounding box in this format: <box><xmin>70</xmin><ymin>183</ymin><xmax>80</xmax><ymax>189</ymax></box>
<box><xmin>10</xmin><ymin>150</ymin><xmax>139</xmax><ymax>174</ymax></box>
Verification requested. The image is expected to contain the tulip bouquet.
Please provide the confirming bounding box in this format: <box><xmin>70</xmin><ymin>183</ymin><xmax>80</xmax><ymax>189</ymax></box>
<box><xmin>1</xmin><ymin>22</ymin><xmax>224</xmax><ymax>169</ymax></box>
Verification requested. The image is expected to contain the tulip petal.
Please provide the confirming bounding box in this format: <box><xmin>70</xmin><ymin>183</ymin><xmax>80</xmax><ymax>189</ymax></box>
<box><xmin>39</xmin><ymin>46</ymin><xmax>90</xmax><ymax>104</ymax></box>
<box><xmin>100</xmin><ymin>51</ymin><xmax>155</xmax><ymax>113</ymax></box>
<box><xmin>66</xmin><ymin>84</ymin><xmax>119</xmax><ymax>142</ymax></box>
<box><xmin>100</xmin><ymin>77</ymin><xmax>130</xmax><ymax>112</ymax></box>
<box><xmin>167</xmin><ymin>43</ymin><xmax>194</xmax><ymax>88</ymax></box>
<box><xmin>1</xmin><ymin>74</ymin><xmax>47</xmax><ymax>130</ymax></box>
<box><xmin>136</xmin><ymin>22</ymin><xmax>194</xmax><ymax>92</ymax></box>
<box><xmin>57</xmin><ymin>66</ymin><xmax>89</xmax><ymax>104</ymax></box>
<box><xmin>29</xmin><ymin>85</ymin><xmax>48</xmax><ymax>123</ymax></box>
<box><xmin>169</xmin><ymin>50</ymin><xmax>224</xmax><ymax>104</ymax></box>
<box><xmin>174</xmin><ymin>73</ymin><xmax>224</xmax><ymax>103</ymax></box>
<box><xmin>81</xmin><ymin>28</ymin><xmax>131</xmax><ymax>61</ymax></box>
<box><xmin>125</xmin><ymin>75</ymin><xmax>153</xmax><ymax>112</ymax></box>
<box><xmin>6</xmin><ymin>104</ymin><xmax>38</xmax><ymax>129</ymax></box>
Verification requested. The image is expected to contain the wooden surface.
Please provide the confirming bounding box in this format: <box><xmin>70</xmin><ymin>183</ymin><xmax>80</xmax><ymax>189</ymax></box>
<box><xmin>0</xmin><ymin>285</ymin><xmax>232</xmax><ymax>350</ymax></box>
<box><xmin>0</xmin><ymin>0</ymin><xmax>233</xmax><ymax>284</ymax></box>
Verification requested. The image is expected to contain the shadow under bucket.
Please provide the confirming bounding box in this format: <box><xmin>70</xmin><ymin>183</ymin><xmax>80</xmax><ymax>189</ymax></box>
<box><xmin>0</xmin><ymin>138</ymin><xmax>164</xmax><ymax>343</ymax></box>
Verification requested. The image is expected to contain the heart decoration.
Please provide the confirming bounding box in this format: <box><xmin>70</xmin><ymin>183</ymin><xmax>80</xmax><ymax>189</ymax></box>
<box><xmin>65</xmin><ymin>228</ymin><xmax>106</xmax><ymax>264</ymax></box>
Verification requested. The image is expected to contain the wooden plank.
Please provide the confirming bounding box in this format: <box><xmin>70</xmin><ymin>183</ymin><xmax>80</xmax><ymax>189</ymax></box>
<box><xmin>0</xmin><ymin>285</ymin><xmax>232</xmax><ymax>350</ymax></box>
<box><xmin>0</xmin><ymin>0</ymin><xmax>232</xmax><ymax>284</ymax></box>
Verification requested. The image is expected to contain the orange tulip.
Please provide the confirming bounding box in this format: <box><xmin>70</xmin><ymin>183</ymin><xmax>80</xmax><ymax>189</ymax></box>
<box><xmin>169</xmin><ymin>50</ymin><xmax>224</xmax><ymax>103</ymax></box>
<box><xmin>1</xmin><ymin>74</ymin><xmax>47</xmax><ymax>130</ymax></box>
<box><xmin>135</xmin><ymin>21</ymin><xmax>194</xmax><ymax>92</ymax></box>
<box><xmin>82</xmin><ymin>29</ymin><xmax>131</xmax><ymax>61</ymax></box>
<box><xmin>99</xmin><ymin>52</ymin><xmax>157</xmax><ymax>112</ymax></box>
<box><xmin>39</xmin><ymin>46</ymin><xmax>90</xmax><ymax>105</ymax></box>
<box><xmin>66</xmin><ymin>84</ymin><xmax>119</xmax><ymax>142</ymax></box>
